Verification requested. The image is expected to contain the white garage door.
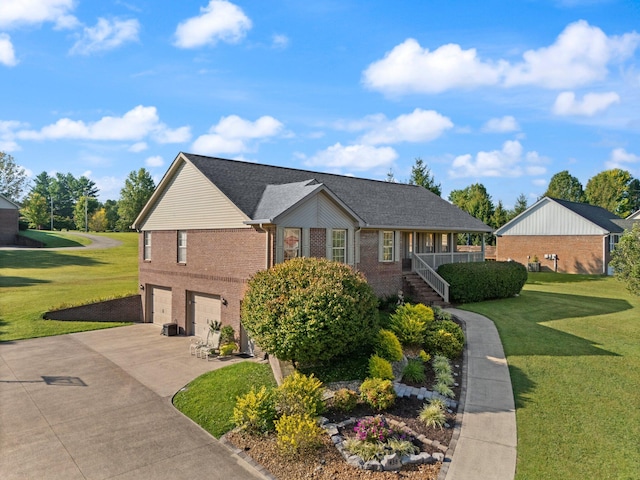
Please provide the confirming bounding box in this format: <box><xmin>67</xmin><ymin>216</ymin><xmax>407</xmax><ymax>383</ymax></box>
<box><xmin>150</xmin><ymin>287</ymin><xmax>172</xmax><ymax>325</ymax></box>
<box><xmin>190</xmin><ymin>293</ymin><xmax>221</xmax><ymax>338</ymax></box>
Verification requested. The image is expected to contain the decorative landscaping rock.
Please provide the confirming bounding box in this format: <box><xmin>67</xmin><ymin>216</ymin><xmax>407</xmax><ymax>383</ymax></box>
<box><xmin>363</xmin><ymin>460</ymin><xmax>382</xmax><ymax>471</ymax></box>
<box><xmin>347</xmin><ymin>455</ymin><xmax>364</xmax><ymax>468</ymax></box>
<box><xmin>381</xmin><ymin>453</ymin><xmax>402</xmax><ymax>471</ymax></box>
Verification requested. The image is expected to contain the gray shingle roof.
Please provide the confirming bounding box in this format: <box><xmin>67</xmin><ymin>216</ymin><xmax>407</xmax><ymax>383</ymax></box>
<box><xmin>551</xmin><ymin>198</ymin><xmax>626</xmax><ymax>233</ymax></box>
<box><xmin>183</xmin><ymin>153</ymin><xmax>491</xmax><ymax>232</ymax></box>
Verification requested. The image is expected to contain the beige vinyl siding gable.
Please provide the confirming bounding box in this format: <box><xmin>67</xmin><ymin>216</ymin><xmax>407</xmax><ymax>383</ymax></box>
<box><xmin>138</xmin><ymin>161</ymin><xmax>249</xmax><ymax>230</ymax></box>
<box><xmin>499</xmin><ymin>200</ymin><xmax>608</xmax><ymax>236</ymax></box>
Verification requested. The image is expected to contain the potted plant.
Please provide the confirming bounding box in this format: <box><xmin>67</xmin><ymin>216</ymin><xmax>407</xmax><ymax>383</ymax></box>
<box><xmin>219</xmin><ymin>325</ymin><xmax>237</xmax><ymax>356</ymax></box>
<box><xmin>528</xmin><ymin>255</ymin><xmax>540</xmax><ymax>272</ymax></box>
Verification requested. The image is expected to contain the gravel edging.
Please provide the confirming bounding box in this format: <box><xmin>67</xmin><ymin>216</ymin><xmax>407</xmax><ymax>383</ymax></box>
<box><xmin>219</xmin><ymin>434</ymin><xmax>279</xmax><ymax>480</ymax></box>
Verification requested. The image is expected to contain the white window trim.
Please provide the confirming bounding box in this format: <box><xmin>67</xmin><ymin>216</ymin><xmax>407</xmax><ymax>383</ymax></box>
<box><xmin>143</xmin><ymin>231</ymin><xmax>151</xmax><ymax>261</ymax></box>
<box><xmin>331</xmin><ymin>229</ymin><xmax>347</xmax><ymax>263</ymax></box>
<box><xmin>379</xmin><ymin>230</ymin><xmax>395</xmax><ymax>262</ymax></box>
<box><xmin>177</xmin><ymin>230</ymin><xmax>187</xmax><ymax>263</ymax></box>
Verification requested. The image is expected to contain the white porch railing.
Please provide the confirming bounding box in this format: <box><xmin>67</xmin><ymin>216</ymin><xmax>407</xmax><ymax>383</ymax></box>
<box><xmin>412</xmin><ymin>254</ymin><xmax>450</xmax><ymax>304</ymax></box>
<box><xmin>414</xmin><ymin>251</ymin><xmax>484</xmax><ymax>270</ymax></box>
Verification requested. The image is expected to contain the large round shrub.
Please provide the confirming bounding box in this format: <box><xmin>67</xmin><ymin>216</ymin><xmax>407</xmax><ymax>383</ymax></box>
<box><xmin>241</xmin><ymin>257</ymin><xmax>379</xmax><ymax>365</ymax></box>
<box><xmin>437</xmin><ymin>261</ymin><xmax>527</xmax><ymax>304</ymax></box>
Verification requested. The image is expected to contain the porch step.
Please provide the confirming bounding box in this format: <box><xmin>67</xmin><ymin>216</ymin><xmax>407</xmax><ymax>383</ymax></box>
<box><xmin>402</xmin><ymin>273</ymin><xmax>449</xmax><ymax>307</ymax></box>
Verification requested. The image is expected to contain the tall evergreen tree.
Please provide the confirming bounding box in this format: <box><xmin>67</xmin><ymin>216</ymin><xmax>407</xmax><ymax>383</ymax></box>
<box><xmin>510</xmin><ymin>193</ymin><xmax>528</xmax><ymax>219</ymax></box>
<box><xmin>408</xmin><ymin>157</ymin><xmax>441</xmax><ymax>196</ymax></box>
<box><xmin>117</xmin><ymin>168</ymin><xmax>155</xmax><ymax>231</ymax></box>
<box><xmin>449</xmin><ymin>183</ymin><xmax>494</xmax><ymax>245</ymax></box>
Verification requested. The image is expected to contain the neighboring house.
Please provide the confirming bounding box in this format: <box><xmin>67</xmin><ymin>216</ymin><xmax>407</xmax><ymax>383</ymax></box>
<box><xmin>133</xmin><ymin>153</ymin><xmax>491</xmax><ymax>347</ymax></box>
<box><xmin>628</xmin><ymin>210</ymin><xmax>640</xmax><ymax>220</ymax></box>
<box><xmin>0</xmin><ymin>193</ymin><xmax>19</xmax><ymax>245</ymax></box>
<box><xmin>496</xmin><ymin>197</ymin><xmax>640</xmax><ymax>275</ymax></box>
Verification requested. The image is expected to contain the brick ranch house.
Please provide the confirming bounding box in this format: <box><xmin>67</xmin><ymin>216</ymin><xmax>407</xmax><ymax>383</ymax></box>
<box><xmin>0</xmin><ymin>193</ymin><xmax>19</xmax><ymax>246</ymax></box>
<box><xmin>133</xmin><ymin>153</ymin><xmax>491</xmax><ymax>351</ymax></box>
<box><xmin>496</xmin><ymin>196</ymin><xmax>640</xmax><ymax>275</ymax></box>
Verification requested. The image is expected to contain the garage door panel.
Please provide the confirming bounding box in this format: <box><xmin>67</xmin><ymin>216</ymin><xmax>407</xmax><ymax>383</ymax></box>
<box><xmin>151</xmin><ymin>287</ymin><xmax>172</xmax><ymax>326</ymax></box>
<box><xmin>190</xmin><ymin>293</ymin><xmax>221</xmax><ymax>338</ymax></box>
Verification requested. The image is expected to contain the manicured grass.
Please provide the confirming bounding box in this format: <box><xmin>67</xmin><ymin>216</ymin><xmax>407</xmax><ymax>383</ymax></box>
<box><xmin>462</xmin><ymin>272</ymin><xmax>640</xmax><ymax>480</ymax></box>
<box><xmin>18</xmin><ymin>229</ymin><xmax>92</xmax><ymax>248</ymax></box>
<box><xmin>0</xmin><ymin>231</ymin><xmax>138</xmax><ymax>341</ymax></box>
<box><xmin>173</xmin><ymin>361</ymin><xmax>277</xmax><ymax>438</ymax></box>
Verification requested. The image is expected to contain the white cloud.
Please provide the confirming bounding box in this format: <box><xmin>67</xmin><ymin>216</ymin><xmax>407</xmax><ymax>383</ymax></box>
<box><xmin>532</xmin><ymin>178</ymin><xmax>548</xmax><ymax>187</ymax></box>
<box><xmin>174</xmin><ymin>0</ymin><xmax>252</xmax><ymax>49</ymax></box>
<box><xmin>272</xmin><ymin>34</ymin><xmax>289</xmax><ymax>49</ymax></box>
<box><xmin>606</xmin><ymin>147</ymin><xmax>640</xmax><ymax>170</ymax></box>
<box><xmin>505</xmin><ymin>20</ymin><xmax>639</xmax><ymax>88</ymax></box>
<box><xmin>363</xmin><ymin>39</ymin><xmax>503</xmax><ymax>94</ymax></box>
<box><xmin>191</xmin><ymin>114</ymin><xmax>283</xmax><ymax>155</ymax></box>
<box><xmin>16</xmin><ymin>105</ymin><xmax>189</xmax><ymax>143</ymax></box>
<box><xmin>363</xmin><ymin>21</ymin><xmax>640</xmax><ymax>95</ymax></box>
<box><xmin>482</xmin><ymin>116</ymin><xmax>520</xmax><ymax>133</ymax></box>
<box><xmin>552</xmin><ymin>91</ymin><xmax>620</xmax><ymax>116</ymax></box>
<box><xmin>153</xmin><ymin>126</ymin><xmax>192</xmax><ymax>143</ymax></box>
<box><xmin>145</xmin><ymin>155</ymin><xmax>164</xmax><ymax>168</ymax></box>
<box><xmin>304</xmin><ymin>143</ymin><xmax>398</xmax><ymax>171</ymax></box>
<box><xmin>449</xmin><ymin>140</ymin><xmax>547</xmax><ymax>178</ymax></box>
<box><xmin>359</xmin><ymin>109</ymin><xmax>453</xmax><ymax>145</ymax></box>
<box><xmin>70</xmin><ymin>17</ymin><xmax>140</xmax><ymax>55</ymax></box>
<box><xmin>0</xmin><ymin>33</ymin><xmax>17</xmax><ymax>67</ymax></box>
<box><xmin>0</xmin><ymin>120</ymin><xmax>25</xmax><ymax>150</ymax></box>
<box><xmin>0</xmin><ymin>0</ymin><xmax>78</xmax><ymax>29</ymax></box>
<box><xmin>128</xmin><ymin>141</ymin><xmax>148</xmax><ymax>152</ymax></box>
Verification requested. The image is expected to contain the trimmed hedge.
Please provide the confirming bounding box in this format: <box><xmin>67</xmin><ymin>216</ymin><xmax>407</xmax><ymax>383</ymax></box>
<box><xmin>437</xmin><ymin>261</ymin><xmax>527</xmax><ymax>304</ymax></box>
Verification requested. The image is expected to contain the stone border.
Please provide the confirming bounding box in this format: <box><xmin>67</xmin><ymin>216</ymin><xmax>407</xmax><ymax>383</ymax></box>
<box><xmin>319</xmin><ymin>415</ymin><xmax>447</xmax><ymax>472</ymax></box>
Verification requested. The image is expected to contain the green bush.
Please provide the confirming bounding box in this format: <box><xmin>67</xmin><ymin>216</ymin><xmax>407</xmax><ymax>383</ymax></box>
<box><xmin>425</xmin><ymin>319</ymin><xmax>465</xmax><ymax>359</ymax></box>
<box><xmin>233</xmin><ymin>386</ymin><xmax>276</xmax><ymax>434</ymax></box>
<box><xmin>368</xmin><ymin>354</ymin><xmax>394</xmax><ymax>381</ymax></box>
<box><xmin>331</xmin><ymin>388</ymin><xmax>359</xmax><ymax>412</ymax></box>
<box><xmin>360</xmin><ymin>378</ymin><xmax>396</xmax><ymax>411</ymax></box>
<box><xmin>425</xmin><ymin>320</ymin><xmax>464</xmax><ymax>359</ymax></box>
<box><xmin>275</xmin><ymin>372</ymin><xmax>325</xmax><ymax>417</ymax></box>
<box><xmin>241</xmin><ymin>257</ymin><xmax>379</xmax><ymax>365</ymax></box>
<box><xmin>437</xmin><ymin>261</ymin><xmax>527</xmax><ymax>304</ymax></box>
<box><xmin>390</xmin><ymin>303</ymin><xmax>434</xmax><ymax>346</ymax></box>
<box><xmin>375</xmin><ymin>329</ymin><xmax>404</xmax><ymax>362</ymax></box>
<box><xmin>431</xmin><ymin>306</ymin><xmax>452</xmax><ymax>321</ymax></box>
<box><xmin>275</xmin><ymin>413</ymin><xmax>323</xmax><ymax>455</ymax></box>
<box><xmin>433</xmin><ymin>381</ymin><xmax>454</xmax><ymax>398</ymax></box>
<box><xmin>419</xmin><ymin>350</ymin><xmax>431</xmax><ymax>364</ymax></box>
<box><xmin>220</xmin><ymin>325</ymin><xmax>235</xmax><ymax>344</ymax></box>
<box><xmin>402</xmin><ymin>359</ymin><xmax>426</xmax><ymax>384</ymax></box>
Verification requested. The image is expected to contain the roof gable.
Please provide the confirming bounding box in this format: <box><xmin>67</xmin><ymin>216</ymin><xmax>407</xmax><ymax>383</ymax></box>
<box><xmin>183</xmin><ymin>153</ymin><xmax>491</xmax><ymax>232</ymax></box>
<box><xmin>496</xmin><ymin>197</ymin><xmax>624</xmax><ymax>236</ymax></box>
<box><xmin>0</xmin><ymin>193</ymin><xmax>19</xmax><ymax>210</ymax></box>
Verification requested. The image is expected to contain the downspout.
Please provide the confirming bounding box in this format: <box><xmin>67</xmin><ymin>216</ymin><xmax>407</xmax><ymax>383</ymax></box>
<box><xmin>603</xmin><ymin>234</ymin><xmax>608</xmax><ymax>275</ymax></box>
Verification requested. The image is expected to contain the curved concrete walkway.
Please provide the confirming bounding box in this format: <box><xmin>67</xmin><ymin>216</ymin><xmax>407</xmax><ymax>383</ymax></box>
<box><xmin>0</xmin><ymin>324</ymin><xmax>268</xmax><ymax>480</ymax></box>
<box><xmin>443</xmin><ymin>308</ymin><xmax>517</xmax><ymax>480</ymax></box>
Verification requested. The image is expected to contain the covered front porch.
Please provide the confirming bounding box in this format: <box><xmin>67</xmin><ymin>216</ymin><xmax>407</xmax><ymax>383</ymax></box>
<box><xmin>401</xmin><ymin>231</ymin><xmax>488</xmax><ymax>304</ymax></box>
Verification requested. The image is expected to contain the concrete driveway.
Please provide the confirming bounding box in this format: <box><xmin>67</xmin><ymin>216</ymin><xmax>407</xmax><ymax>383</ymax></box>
<box><xmin>0</xmin><ymin>324</ymin><xmax>267</xmax><ymax>480</ymax></box>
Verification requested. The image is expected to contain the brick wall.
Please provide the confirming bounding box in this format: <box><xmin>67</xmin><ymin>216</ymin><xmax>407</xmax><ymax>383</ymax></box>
<box><xmin>139</xmin><ymin>227</ymin><xmax>268</xmax><ymax>335</ymax></box>
<box><xmin>356</xmin><ymin>229</ymin><xmax>403</xmax><ymax>297</ymax></box>
<box><xmin>0</xmin><ymin>208</ymin><xmax>19</xmax><ymax>245</ymax></box>
<box><xmin>310</xmin><ymin>227</ymin><xmax>326</xmax><ymax>258</ymax></box>
<box><xmin>497</xmin><ymin>235</ymin><xmax>606</xmax><ymax>274</ymax></box>
<box><xmin>44</xmin><ymin>295</ymin><xmax>142</xmax><ymax>322</ymax></box>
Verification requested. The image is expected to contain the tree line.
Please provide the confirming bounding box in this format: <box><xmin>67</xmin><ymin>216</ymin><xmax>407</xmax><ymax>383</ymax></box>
<box><xmin>393</xmin><ymin>158</ymin><xmax>640</xmax><ymax>245</ymax></box>
<box><xmin>0</xmin><ymin>151</ymin><xmax>155</xmax><ymax>232</ymax></box>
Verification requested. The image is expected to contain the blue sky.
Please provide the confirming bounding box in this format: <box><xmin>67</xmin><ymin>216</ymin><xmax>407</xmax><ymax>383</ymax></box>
<box><xmin>1</xmin><ymin>0</ymin><xmax>639</xmax><ymax>207</ymax></box>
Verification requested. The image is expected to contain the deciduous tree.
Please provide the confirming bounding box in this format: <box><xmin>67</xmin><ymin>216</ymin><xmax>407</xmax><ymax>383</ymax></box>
<box><xmin>117</xmin><ymin>168</ymin><xmax>155</xmax><ymax>231</ymax></box>
<box><xmin>0</xmin><ymin>152</ymin><xmax>29</xmax><ymax>202</ymax></box>
<box><xmin>544</xmin><ymin>170</ymin><xmax>584</xmax><ymax>202</ymax></box>
<box><xmin>610</xmin><ymin>224</ymin><xmax>640</xmax><ymax>296</ymax></box>
<box><xmin>21</xmin><ymin>192</ymin><xmax>49</xmax><ymax>229</ymax></box>
<box><xmin>585</xmin><ymin>169</ymin><xmax>635</xmax><ymax>217</ymax></box>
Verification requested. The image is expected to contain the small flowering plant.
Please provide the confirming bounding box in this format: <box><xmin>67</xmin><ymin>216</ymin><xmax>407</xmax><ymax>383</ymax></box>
<box><xmin>353</xmin><ymin>416</ymin><xmax>411</xmax><ymax>443</ymax></box>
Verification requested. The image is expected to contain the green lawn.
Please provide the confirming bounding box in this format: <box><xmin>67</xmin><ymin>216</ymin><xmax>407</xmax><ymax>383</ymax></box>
<box><xmin>462</xmin><ymin>272</ymin><xmax>640</xmax><ymax>480</ymax></box>
<box><xmin>173</xmin><ymin>362</ymin><xmax>277</xmax><ymax>438</ymax></box>
<box><xmin>0</xmin><ymin>231</ymin><xmax>139</xmax><ymax>341</ymax></box>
